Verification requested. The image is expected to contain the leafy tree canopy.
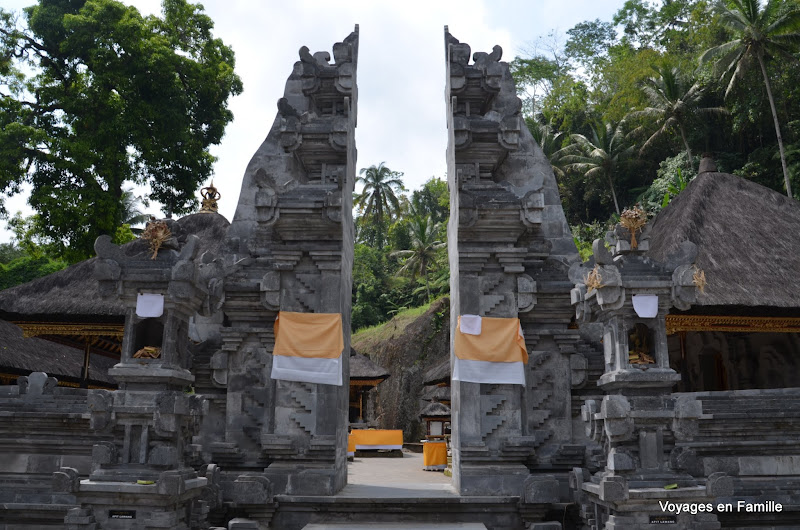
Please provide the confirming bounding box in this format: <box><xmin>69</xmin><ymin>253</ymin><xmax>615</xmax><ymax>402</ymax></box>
<box><xmin>0</xmin><ymin>0</ymin><xmax>243</xmax><ymax>261</ymax></box>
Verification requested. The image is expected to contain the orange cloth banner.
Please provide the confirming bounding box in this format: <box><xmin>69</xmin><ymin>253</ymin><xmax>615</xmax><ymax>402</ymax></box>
<box><xmin>273</xmin><ymin>311</ymin><xmax>344</xmax><ymax>359</ymax></box>
<box><xmin>454</xmin><ymin>316</ymin><xmax>528</xmax><ymax>363</ymax></box>
<box><xmin>349</xmin><ymin>429</ymin><xmax>404</xmax><ymax>449</ymax></box>
<box><xmin>423</xmin><ymin>441</ymin><xmax>448</xmax><ymax>468</ymax></box>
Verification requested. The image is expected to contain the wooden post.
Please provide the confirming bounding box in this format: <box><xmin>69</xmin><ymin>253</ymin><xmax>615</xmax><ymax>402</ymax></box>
<box><xmin>81</xmin><ymin>341</ymin><xmax>91</xmax><ymax>388</ymax></box>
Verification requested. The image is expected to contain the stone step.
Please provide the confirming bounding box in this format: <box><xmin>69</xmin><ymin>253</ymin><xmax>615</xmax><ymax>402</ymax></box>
<box><xmin>303</xmin><ymin>523</ymin><xmax>486</xmax><ymax>530</ymax></box>
<box><xmin>273</xmin><ymin>495</ymin><xmax>525</xmax><ymax>530</ymax></box>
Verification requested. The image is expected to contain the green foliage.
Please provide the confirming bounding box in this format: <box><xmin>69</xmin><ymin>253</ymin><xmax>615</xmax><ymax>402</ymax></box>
<box><xmin>354</xmin><ymin>162</ymin><xmax>406</xmax><ymax>249</ymax></box>
<box><xmin>571</xmin><ymin>221</ymin><xmax>612</xmax><ymax>262</ymax></box>
<box><xmin>351</xmin><ymin>175</ymin><xmax>450</xmax><ymax>332</ymax></box>
<box><xmin>699</xmin><ymin>0</ymin><xmax>800</xmax><ymax>197</ymax></box>
<box><xmin>636</xmin><ymin>152</ymin><xmax>697</xmax><ymax>213</ymax></box>
<box><xmin>512</xmin><ymin>0</ymin><xmax>800</xmax><ymax>227</ymax></box>
<box><xmin>0</xmin><ymin>0</ymin><xmax>242</xmax><ymax>260</ymax></box>
<box><xmin>565</xmin><ymin>19</ymin><xmax>616</xmax><ymax>75</ymax></box>
<box><xmin>113</xmin><ymin>223</ymin><xmax>136</xmax><ymax>245</ymax></box>
<box><xmin>0</xmin><ymin>243</ymin><xmax>24</xmax><ymax>264</ymax></box>
<box><xmin>0</xmin><ymin>254</ymin><xmax>68</xmax><ymax>290</ymax></box>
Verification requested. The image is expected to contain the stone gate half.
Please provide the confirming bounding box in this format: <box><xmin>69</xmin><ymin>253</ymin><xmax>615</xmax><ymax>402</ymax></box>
<box><xmin>215</xmin><ymin>26</ymin><xmax>359</xmax><ymax>497</ymax></box>
<box><xmin>445</xmin><ymin>27</ymin><xmax>582</xmax><ymax>497</ymax></box>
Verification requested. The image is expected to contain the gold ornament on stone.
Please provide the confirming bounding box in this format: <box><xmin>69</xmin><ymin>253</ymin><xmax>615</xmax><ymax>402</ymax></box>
<box><xmin>692</xmin><ymin>267</ymin><xmax>706</xmax><ymax>294</ymax></box>
<box><xmin>133</xmin><ymin>346</ymin><xmax>161</xmax><ymax>359</ymax></box>
<box><xmin>584</xmin><ymin>264</ymin><xmax>604</xmax><ymax>292</ymax></box>
<box><xmin>200</xmin><ymin>181</ymin><xmax>221</xmax><ymax>213</ymax></box>
<box><xmin>141</xmin><ymin>218</ymin><xmax>171</xmax><ymax>260</ymax></box>
<box><xmin>620</xmin><ymin>205</ymin><xmax>647</xmax><ymax>249</ymax></box>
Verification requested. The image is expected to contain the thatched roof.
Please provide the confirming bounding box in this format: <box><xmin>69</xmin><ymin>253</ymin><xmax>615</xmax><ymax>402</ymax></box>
<box><xmin>0</xmin><ymin>213</ymin><xmax>230</xmax><ymax>320</ymax></box>
<box><xmin>421</xmin><ymin>385</ymin><xmax>451</xmax><ymax>403</ymax></box>
<box><xmin>419</xmin><ymin>401</ymin><xmax>451</xmax><ymax>418</ymax></box>
<box><xmin>0</xmin><ymin>320</ymin><xmax>116</xmax><ymax>385</ymax></box>
<box><xmin>647</xmin><ymin>169</ymin><xmax>800</xmax><ymax>309</ymax></box>
<box><xmin>423</xmin><ymin>359</ymin><xmax>450</xmax><ymax>386</ymax></box>
<box><xmin>349</xmin><ymin>348</ymin><xmax>390</xmax><ymax>381</ymax></box>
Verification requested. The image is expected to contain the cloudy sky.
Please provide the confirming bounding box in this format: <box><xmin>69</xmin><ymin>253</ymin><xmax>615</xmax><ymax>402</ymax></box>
<box><xmin>1</xmin><ymin>0</ymin><xmax>622</xmax><ymax>243</ymax></box>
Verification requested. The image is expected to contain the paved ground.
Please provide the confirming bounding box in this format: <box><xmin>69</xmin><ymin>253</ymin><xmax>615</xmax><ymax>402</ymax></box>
<box><xmin>338</xmin><ymin>451</ymin><xmax>457</xmax><ymax>498</ymax></box>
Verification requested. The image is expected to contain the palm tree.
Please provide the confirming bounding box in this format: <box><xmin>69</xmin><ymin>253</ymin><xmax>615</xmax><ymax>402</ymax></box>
<box><xmin>699</xmin><ymin>0</ymin><xmax>800</xmax><ymax>198</ymax></box>
<box><xmin>354</xmin><ymin>162</ymin><xmax>405</xmax><ymax>248</ymax></box>
<box><xmin>529</xmin><ymin>121</ymin><xmax>568</xmax><ymax>178</ymax></box>
<box><xmin>626</xmin><ymin>66</ymin><xmax>728</xmax><ymax>170</ymax></box>
<box><xmin>120</xmin><ymin>188</ymin><xmax>150</xmax><ymax>235</ymax></box>
<box><xmin>391</xmin><ymin>214</ymin><xmax>445</xmax><ymax>302</ymax></box>
<box><xmin>558</xmin><ymin>121</ymin><xmax>633</xmax><ymax>214</ymax></box>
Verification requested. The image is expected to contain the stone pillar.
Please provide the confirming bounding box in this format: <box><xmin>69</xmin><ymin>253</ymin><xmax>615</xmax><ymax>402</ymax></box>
<box><xmin>216</xmin><ymin>27</ymin><xmax>359</xmax><ymax>498</ymax></box>
<box><xmin>444</xmin><ymin>27</ymin><xmax>579</xmax><ymax>499</ymax></box>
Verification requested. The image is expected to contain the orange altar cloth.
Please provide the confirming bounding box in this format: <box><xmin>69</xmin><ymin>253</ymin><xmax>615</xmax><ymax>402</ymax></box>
<box><xmin>422</xmin><ymin>440</ymin><xmax>448</xmax><ymax>470</ymax></box>
<box><xmin>348</xmin><ymin>429</ymin><xmax>404</xmax><ymax>452</ymax></box>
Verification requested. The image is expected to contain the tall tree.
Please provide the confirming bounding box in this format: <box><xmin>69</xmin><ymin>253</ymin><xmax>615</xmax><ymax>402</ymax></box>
<box><xmin>529</xmin><ymin>121</ymin><xmax>568</xmax><ymax>178</ymax></box>
<box><xmin>626</xmin><ymin>65</ymin><xmax>728</xmax><ymax>169</ymax></box>
<box><xmin>558</xmin><ymin>121</ymin><xmax>633</xmax><ymax>214</ymax></box>
<box><xmin>699</xmin><ymin>0</ymin><xmax>800</xmax><ymax>198</ymax></box>
<box><xmin>0</xmin><ymin>0</ymin><xmax>243</xmax><ymax>260</ymax></box>
<box><xmin>354</xmin><ymin>162</ymin><xmax>405</xmax><ymax>249</ymax></box>
<box><xmin>391</xmin><ymin>214</ymin><xmax>445</xmax><ymax>302</ymax></box>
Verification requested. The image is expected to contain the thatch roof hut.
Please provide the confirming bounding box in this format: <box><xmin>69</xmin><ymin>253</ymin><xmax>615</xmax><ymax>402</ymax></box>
<box><xmin>0</xmin><ymin>213</ymin><xmax>230</xmax><ymax>321</ymax></box>
<box><xmin>0</xmin><ymin>212</ymin><xmax>230</xmax><ymax>387</ymax></box>
<box><xmin>423</xmin><ymin>359</ymin><xmax>450</xmax><ymax>386</ymax></box>
<box><xmin>419</xmin><ymin>400</ymin><xmax>451</xmax><ymax>419</ymax></box>
<box><xmin>647</xmin><ymin>163</ymin><xmax>800</xmax><ymax>313</ymax></box>
<box><xmin>0</xmin><ymin>320</ymin><xmax>116</xmax><ymax>387</ymax></box>
<box><xmin>349</xmin><ymin>349</ymin><xmax>390</xmax><ymax>381</ymax></box>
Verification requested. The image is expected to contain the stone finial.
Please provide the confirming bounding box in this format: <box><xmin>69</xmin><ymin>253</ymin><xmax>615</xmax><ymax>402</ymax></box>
<box><xmin>698</xmin><ymin>154</ymin><xmax>717</xmax><ymax>174</ymax></box>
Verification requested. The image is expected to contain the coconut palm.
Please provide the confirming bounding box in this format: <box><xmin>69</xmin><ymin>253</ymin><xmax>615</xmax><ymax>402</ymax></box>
<box><xmin>530</xmin><ymin>121</ymin><xmax>568</xmax><ymax>178</ymax></box>
<box><xmin>626</xmin><ymin>66</ymin><xmax>728</xmax><ymax>170</ymax></box>
<box><xmin>120</xmin><ymin>188</ymin><xmax>150</xmax><ymax>235</ymax></box>
<box><xmin>699</xmin><ymin>0</ymin><xmax>800</xmax><ymax>198</ymax></box>
<box><xmin>354</xmin><ymin>162</ymin><xmax>406</xmax><ymax>248</ymax></box>
<box><xmin>558</xmin><ymin>121</ymin><xmax>633</xmax><ymax>214</ymax></box>
<box><xmin>391</xmin><ymin>214</ymin><xmax>445</xmax><ymax>302</ymax></box>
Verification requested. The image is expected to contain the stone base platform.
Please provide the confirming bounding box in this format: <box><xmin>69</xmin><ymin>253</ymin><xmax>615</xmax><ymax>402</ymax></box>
<box><xmin>272</xmin><ymin>494</ymin><xmax>524</xmax><ymax>530</ymax></box>
<box><xmin>303</xmin><ymin>523</ymin><xmax>486</xmax><ymax>530</ymax></box>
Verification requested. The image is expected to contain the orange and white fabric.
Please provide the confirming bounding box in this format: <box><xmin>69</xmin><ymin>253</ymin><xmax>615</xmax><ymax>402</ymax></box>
<box><xmin>349</xmin><ymin>429</ymin><xmax>403</xmax><ymax>450</ymax></box>
<box><xmin>452</xmin><ymin>315</ymin><xmax>528</xmax><ymax>385</ymax></box>
<box><xmin>423</xmin><ymin>440</ymin><xmax>448</xmax><ymax>470</ymax></box>
<box><xmin>271</xmin><ymin>311</ymin><xmax>344</xmax><ymax>386</ymax></box>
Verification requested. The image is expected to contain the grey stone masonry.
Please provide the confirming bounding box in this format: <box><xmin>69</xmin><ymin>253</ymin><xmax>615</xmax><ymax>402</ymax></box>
<box><xmin>72</xmin><ymin>229</ymin><xmax>218</xmax><ymax>529</ymax></box>
<box><xmin>569</xmin><ymin>228</ymin><xmax>726</xmax><ymax>529</ymax></box>
<box><xmin>208</xmin><ymin>26</ymin><xmax>359</xmax><ymax>501</ymax></box>
<box><xmin>444</xmin><ymin>27</ymin><xmax>580</xmax><ymax>502</ymax></box>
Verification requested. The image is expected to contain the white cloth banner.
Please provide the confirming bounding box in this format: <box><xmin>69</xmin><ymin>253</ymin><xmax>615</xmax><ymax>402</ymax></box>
<box><xmin>354</xmin><ymin>444</ymin><xmax>403</xmax><ymax>450</ymax></box>
<box><xmin>632</xmin><ymin>294</ymin><xmax>659</xmax><ymax>318</ymax></box>
<box><xmin>452</xmin><ymin>358</ymin><xmax>526</xmax><ymax>385</ymax></box>
<box><xmin>136</xmin><ymin>293</ymin><xmax>164</xmax><ymax>318</ymax></box>
<box><xmin>459</xmin><ymin>314</ymin><xmax>482</xmax><ymax>335</ymax></box>
<box><xmin>271</xmin><ymin>355</ymin><xmax>342</xmax><ymax>386</ymax></box>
